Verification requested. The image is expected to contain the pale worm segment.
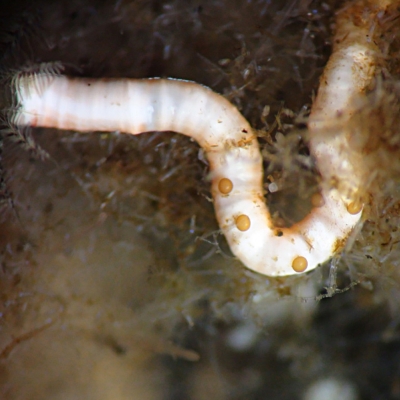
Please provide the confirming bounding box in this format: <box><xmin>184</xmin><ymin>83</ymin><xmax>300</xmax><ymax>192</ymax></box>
<box><xmin>12</xmin><ymin>0</ymin><xmax>394</xmax><ymax>277</ymax></box>
<box><xmin>10</xmin><ymin>74</ymin><xmax>359</xmax><ymax>276</ymax></box>
<box><xmin>309</xmin><ymin>0</ymin><xmax>397</xmax><ymax>200</ymax></box>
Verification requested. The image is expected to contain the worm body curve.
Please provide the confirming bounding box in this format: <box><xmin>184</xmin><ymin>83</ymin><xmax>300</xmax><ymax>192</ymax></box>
<box><xmin>12</xmin><ymin>0</ymin><xmax>394</xmax><ymax>277</ymax></box>
<box><xmin>12</xmin><ymin>75</ymin><xmax>360</xmax><ymax>276</ymax></box>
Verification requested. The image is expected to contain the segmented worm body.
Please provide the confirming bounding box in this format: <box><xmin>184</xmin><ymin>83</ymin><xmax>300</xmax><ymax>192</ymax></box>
<box><xmin>11</xmin><ymin>0</ymin><xmax>392</xmax><ymax>276</ymax></box>
<box><xmin>11</xmin><ymin>75</ymin><xmax>359</xmax><ymax>276</ymax></box>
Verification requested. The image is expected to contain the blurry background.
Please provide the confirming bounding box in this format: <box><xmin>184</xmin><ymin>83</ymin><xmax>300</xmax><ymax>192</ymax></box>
<box><xmin>0</xmin><ymin>0</ymin><xmax>400</xmax><ymax>399</ymax></box>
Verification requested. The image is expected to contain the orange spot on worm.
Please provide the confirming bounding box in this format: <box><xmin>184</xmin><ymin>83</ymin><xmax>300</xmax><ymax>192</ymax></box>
<box><xmin>292</xmin><ymin>256</ymin><xmax>308</xmax><ymax>273</ymax></box>
<box><xmin>347</xmin><ymin>201</ymin><xmax>362</xmax><ymax>215</ymax></box>
<box><xmin>235</xmin><ymin>214</ymin><xmax>251</xmax><ymax>231</ymax></box>
<box><xmin>218</xmin><ymin>178</ymin><xmax>233</xmax><ymax>194</ymax></box>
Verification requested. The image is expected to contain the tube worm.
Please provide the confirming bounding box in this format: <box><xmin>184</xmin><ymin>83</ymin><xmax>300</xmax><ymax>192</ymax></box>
<box><xmin>10</xmin><ymin>0</ymin><xmax>392</xmax><ymax>277</ymax></box>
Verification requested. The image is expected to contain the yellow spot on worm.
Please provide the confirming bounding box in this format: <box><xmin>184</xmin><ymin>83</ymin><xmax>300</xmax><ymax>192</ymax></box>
<box><xmin>347</xmin><ymin>201</ymin><xmax>362</xmax><ymax>215</ymax></box>
<box><xmin>292</xmin><ymin>256</ymin><xmax>308</xmax><ymax>273</ymax></box>
<box><xmin>235</xmin><ymin>214</ymin><xmax>250</xmax><ymax>231</ymax></box>
<box><xmin>218</xmin><ymin>178</ymin><xmax>233</xmax><ymax>194</ymax></box>
<box><xmin>311</xmin><ymin>192</ymin><xmax>325</xmax><ymax>208</ymax></box>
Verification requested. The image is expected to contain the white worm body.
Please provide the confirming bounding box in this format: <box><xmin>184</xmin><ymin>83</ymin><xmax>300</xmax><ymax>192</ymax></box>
<box><xmin>12</xmin><ymin>75</ymin><xmax>360</xmax><ymax>276</ymax></box>
<box><xmin>309</xmin><ymin>0</ymin><xmax>393</xmax><ymax>198</ymax></box>
<box><xmin>12</xmin><ymin>0</ymin><xmax>392</xmax><ymax>277</ymax></box>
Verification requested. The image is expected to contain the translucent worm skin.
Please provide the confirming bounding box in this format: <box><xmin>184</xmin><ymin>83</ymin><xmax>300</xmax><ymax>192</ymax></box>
<box><xmin>309</xmin><ymin>0</ymin><xmax>396</xmax><ymax>198</ymax></box>
<box><xmin>12</xmin><ymin>74</ymin><xmax>361</xmax><ymax>276</ymax></box>
<box><xmin>15</xmin><ymin>0</ymin><xmax>396</xmax><ymax>276</ymax></box>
